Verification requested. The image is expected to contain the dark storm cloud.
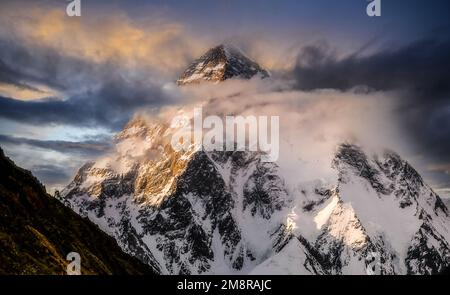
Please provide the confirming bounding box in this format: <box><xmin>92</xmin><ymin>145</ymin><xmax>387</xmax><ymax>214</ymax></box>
<box><xmin>291</xmin><ymin>38</ymin><xmax>450</xmax><ymax>181</ymax></box>
<box><xmin>0</xmin><ymin>74</ymin><xmax>170</xmax><ymax>130</ymax></box>
<box><xmin>0</xmin><ymin>59</ymin><xmax>46</xmax><ymax>92</ymax></box>
<box><xmin>0</xmin><ymin>39</ymin><xmax>95</xmax><ymax>91</ymax></box>
<box><xmin>292</xmin><ymin>39</ymin><xmax>450</xmax><ymax>98</ymax></box>
<box><xmin>0</xmin><ymin>134</ymin><xmax>112</xmax><ymax>156</ymax></box>
<box><xmin>0</xmin><ymin>38</ymin><xmax>175</xmax><ymax>131</ymax></box>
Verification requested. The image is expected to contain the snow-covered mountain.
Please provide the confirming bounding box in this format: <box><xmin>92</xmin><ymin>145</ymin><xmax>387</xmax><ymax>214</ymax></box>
<box><xmin>58</xmin><ymin>118</ymin><xmax>450</xmax><ymax>274</ymax></box>
<box><xmin>252</xmin><ymin>144</ymin><xmax>450</xmax><ymax>274</ymax></box>
<box><xmin>59</xmin><ymin>116</ymin><xmax>289</xmax><ymax>274</ymax></box>
<box><xmin>177</xmin><ymin>44</ymin><xmax>270</xmax><ymax>85</ymax></box>
<box><xmin>58</xmin><ymin>45</ymin><xmax>450</xmax><ymax>275</ymax></box>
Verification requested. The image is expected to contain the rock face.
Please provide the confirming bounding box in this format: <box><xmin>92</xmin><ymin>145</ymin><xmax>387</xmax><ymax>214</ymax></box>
<box><xmin>177</xmin><ymin>44</ymin><xmax>270</xmax><ymax>85</ymax></box>
<box><xmin>0</xmin><ymin>147</ymin><xmax>156</xmax><ymax>275</ymax></box>
<box><xmin>59</xmin><ymin>115</ymin><xmax>450</xmax><ymax>274</ymax></box>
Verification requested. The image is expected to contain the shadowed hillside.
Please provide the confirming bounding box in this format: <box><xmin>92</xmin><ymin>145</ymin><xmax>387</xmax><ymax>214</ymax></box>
<box><xmin>0</xmin><ymin>147</ymin><xmax>157</xmax><ymax>275</ymax></box>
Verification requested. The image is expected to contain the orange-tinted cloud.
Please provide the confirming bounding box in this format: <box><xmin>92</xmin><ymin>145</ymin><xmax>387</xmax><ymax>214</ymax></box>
<box><xmin>0</xmin><ymin>5</ymin><xmax>208</xmax><ymax>75</ymax></box>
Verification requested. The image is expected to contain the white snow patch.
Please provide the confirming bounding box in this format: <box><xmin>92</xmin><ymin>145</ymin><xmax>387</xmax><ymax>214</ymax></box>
<box><xmin>314</xmin><ymin>195</ymin><xmax>339</xmax><ymax>230</ymax></box>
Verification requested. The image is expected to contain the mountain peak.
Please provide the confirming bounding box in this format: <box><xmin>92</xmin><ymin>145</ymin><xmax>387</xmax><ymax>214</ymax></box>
<box><xmin>177</xmin><ymin>44</ymin><xmax>270</xmax><ymax>85</ymax></box>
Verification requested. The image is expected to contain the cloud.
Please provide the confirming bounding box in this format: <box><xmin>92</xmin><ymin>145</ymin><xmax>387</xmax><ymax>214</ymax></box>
<box><xmin>148</xmin><ymin>74</ymin><xmax>448</xmax><ymax>194</ymax></box>
<box><xmin>0</xmin><ymin>142</ymin><xmax>89</xmax><ymax>191</ymax></box>
<box><xmin>0</xmin><ymin>2</ymin><xmax>301</xmax><ymax>132</ymax></box>
<box><xmin>0</xmin><ymin>18</ymin><xmax>182</xmax><ymax>129</ymax></box>
<box><xmin>289</xmin><ymin>38</ymin><xmax>450</xmax><ymax>189</ymax></box>
<box><xmin>0</xmin><ymin>82</ymin><xmax>58</xmax><ymax>101</ymax></box>
<box><xmin>0</xmin><ymin>4</ymin><xmax>208</xmax><ymax>130</ymax></box>
<box><xmin>138</xmin><ymin>78</ymin><xmax>405</xmax><ymax>186</ymax></box>
<box><xmin>0</xmin><ymin>74</ymin><xmax>179</xmax><ymax>130</ymax></box>
<box><xmin>0</xmin><ymin>134</ymin><xmax>112</xmax><ymax>156</ymax></box>
<box><xmin>291</xmin><ymin>39</ymin><xmax>450</xmax><ymax>96</ymax></box>
<box><xmin>0</xmin><ymin>42</ymin><xmax>183</xmax><ymax>129</ymax></box>
<box><xmin>0</xmin><ymin>5</ymin><xmax>209</xmax><ymax>75</ymax></box>
<box><xmin>427</xmin><ymin>163</ymin><xmax>450</xmax><ymax>175</ymax></box>
<box><xmin>31</xmin><ymin>164</ymin><xmax>72</xmax><ymax>188</ymax></box>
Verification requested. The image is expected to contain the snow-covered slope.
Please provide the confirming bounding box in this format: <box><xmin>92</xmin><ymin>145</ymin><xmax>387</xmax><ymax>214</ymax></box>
<box><xmin>252</xmin><ymin>144</ymin><xmax>450</xmax><ymax>275</ymax></box>
<box><xmin>333</xmin><ymin>144</ymin><xmax>450</xmax><ymax>273</ymax></box>
<box><xmin>177</xmin><ymin>44</ymin><xmax>270</xmax><ymax>85</ymax></box>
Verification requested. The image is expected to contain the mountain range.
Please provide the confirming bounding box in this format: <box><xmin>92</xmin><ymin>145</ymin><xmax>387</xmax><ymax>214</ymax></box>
<box><xmin>57</xmin><ymin>45</ymin><xmax>450</xmax><ymax>274</ymax></box>
<box><xmin>1</xmin><ymin>44</ymin><xmax>449</xmax><ymax>275</ymax></box>
<box><xmin>58</xmin><ymin>115</ymin><xmax>450</xmax><ymax>274</ymax></box>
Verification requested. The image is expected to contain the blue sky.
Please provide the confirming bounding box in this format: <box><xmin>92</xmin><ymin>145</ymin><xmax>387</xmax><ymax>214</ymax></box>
<box><xmin>95</xmin><ymin>0</ymin><xmax>450</xmax><ymax>42</ymax></box>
